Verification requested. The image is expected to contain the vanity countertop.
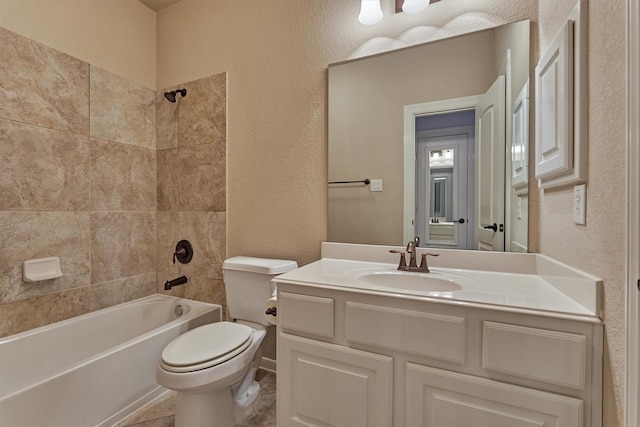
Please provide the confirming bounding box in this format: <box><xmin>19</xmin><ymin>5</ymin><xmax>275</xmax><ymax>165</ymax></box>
<box><xmin>274</xmin><ymin>243</ymin><xmax>604</xmax><ymax>323</ymax></box>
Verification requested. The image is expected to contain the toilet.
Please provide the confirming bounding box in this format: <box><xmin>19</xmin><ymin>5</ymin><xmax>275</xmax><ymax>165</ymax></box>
<box><xmin>156</xmin><ymin>256</ymin><xmax>297</xmax><ymax>427</ymax></box>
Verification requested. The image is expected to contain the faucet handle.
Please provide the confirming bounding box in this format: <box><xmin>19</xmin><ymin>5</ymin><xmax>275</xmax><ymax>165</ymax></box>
<box><xmin>389</xmin><ymin>250</ymin><xmax>407</xmax><ymax>269</ymax></box>
<box><xmin>419</xmin><ymin>252</ymin><xmax>440</xmax><ymax>273</ymax></box>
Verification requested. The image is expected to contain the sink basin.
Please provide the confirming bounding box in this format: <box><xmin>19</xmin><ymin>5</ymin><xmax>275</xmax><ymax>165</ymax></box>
<box><xmin>348</xmin><ymin>267</ymin><xmax>478</xmax><ymax>294</ymax></box>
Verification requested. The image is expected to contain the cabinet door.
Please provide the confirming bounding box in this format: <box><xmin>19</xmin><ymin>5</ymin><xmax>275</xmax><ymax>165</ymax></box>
<box><xmin>278</xmin><ymin>333</ymin><xmax>393</xmax><ymax>427</ymax></box>
<box><xmin>406</xmin><ymin>363</ymin><xmax>583</xmax><ymax>427</ymax></box>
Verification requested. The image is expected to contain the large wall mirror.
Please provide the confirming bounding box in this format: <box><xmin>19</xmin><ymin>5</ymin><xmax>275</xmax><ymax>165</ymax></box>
<box><xmin>328</xmin><ymin>20</ymin><xmax>530</xmax><ymax>252</ymax></box>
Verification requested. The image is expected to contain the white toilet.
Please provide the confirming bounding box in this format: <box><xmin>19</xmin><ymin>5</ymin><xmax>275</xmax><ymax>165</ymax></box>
<box><xmin>156</xmin><ymin>256</ymin><xmax>297</xmax><ymax>427</ymax></box>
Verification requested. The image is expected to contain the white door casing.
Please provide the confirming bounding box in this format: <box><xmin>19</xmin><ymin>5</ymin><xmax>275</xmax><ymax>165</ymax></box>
<box><xmin>475</xmin><ymin>75</ymin><xmax>506</xmax><ymax>251</ymax></box>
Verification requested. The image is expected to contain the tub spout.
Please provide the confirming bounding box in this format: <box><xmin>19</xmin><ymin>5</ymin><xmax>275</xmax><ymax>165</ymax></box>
<box><xmin>164</xmin><ymin>275</ymin><xmax>188</xmax><ymax>290</ymax></box>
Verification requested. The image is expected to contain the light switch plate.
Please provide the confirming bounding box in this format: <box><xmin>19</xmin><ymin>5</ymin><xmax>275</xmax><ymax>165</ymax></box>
<box><xmin>573</xmin><ymin>184</ymin><xmax>586</xmax><ymax>224</ymax></box>
<box><xmin>370</xmin><ymin>179</ymin><xmax>383</xmax><ymax>192</ymax></box>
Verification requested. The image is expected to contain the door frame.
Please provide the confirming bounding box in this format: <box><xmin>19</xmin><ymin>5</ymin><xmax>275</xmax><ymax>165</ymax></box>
<box><xmin>403</xmin><ymin>96</ymin><xmax>481</xmax><ymax>243</ymax></box>
<box><xmin>626</xmin><ymin>0</ymin><xmax>639</xmax><ymax>425</ymax></box>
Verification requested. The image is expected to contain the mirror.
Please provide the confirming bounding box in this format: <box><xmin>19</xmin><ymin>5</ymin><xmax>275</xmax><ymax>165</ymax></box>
<box><xmin>328</xmin><ymin>20</ymin><xmax>530</xmax><ymax>252</ymax></box>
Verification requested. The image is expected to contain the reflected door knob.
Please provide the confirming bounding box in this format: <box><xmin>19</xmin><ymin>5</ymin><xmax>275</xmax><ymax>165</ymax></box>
<box><xmin>483</xmin><ymin>223</ymin><xmax>498</xmax><ymax>232</ymax></box>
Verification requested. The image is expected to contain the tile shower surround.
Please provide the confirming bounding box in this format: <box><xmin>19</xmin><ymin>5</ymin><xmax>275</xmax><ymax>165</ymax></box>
<box><xmin>0</xmin><ymin>27</ymin><xmax>228</xmax><ymax>337</ymax></box>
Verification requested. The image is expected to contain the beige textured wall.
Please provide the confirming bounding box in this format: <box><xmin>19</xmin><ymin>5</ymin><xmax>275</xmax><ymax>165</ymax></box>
<box><xmin>537</xmin><ymin>1</ymin><xmax>627</xmax><ymax>425</ymax></box>
<box><xmin>156</xmin><ymin>0</ymin><xmax>536</xmax><ymax>266</ymax></box>
<box><xmin>0</xmin><ymin>0</ymin><xmax>156</xmax><ymax>89</ymax></box>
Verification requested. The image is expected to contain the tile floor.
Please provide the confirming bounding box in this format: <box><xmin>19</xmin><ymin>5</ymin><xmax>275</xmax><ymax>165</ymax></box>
<box><xmin>115</xmin><ymin>370</ymin><xmax>276</xmax><ymax>427</ymax></box>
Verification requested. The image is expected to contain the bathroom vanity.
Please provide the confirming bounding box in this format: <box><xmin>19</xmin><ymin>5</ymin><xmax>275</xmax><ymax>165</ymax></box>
<box><xmin>275</xmin><ymin>243</ymin><xmax>603</xmax><ymax>427</ymax></box>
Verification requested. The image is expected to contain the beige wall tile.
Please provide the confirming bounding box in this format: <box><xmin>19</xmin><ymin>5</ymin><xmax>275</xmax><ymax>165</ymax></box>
<box><xmin>0</xmin><ymin>29</ymin><xmax>230</xmax><ymax>341</ymax></box>
<box><xmin>183</xmin><ymin>276</ymin><xmax>226</xmax><ymax>306</ymax></box>
<box><xmin>157</xmin><ymin>149</ymin><xmax>179</xmax><ymax>211</ymax></box>
<box><xmin>0</xmin><ymin>211</ymin><xmax>91</xmax><ymax>304</ymax></box>
<box><xmin>90</xmin><ymin>138</ymin><xmax>156</xmax><ymax>211</ymax></box>
<box><xmin>157</xmin><ymin>210</ymin><xmax>179</xmax><ymax>274</ymax></box>
<box><xmin>90</xmin><ymin>273</ymin><xmax>157</xmax><ymax>311</ymax></box>
<box><xmin>157</xmin><ymin>89</ymin><xmax>179</xmax><ymax>150</ymax></box>
<box><xmin>0</xmin><ymin>120</ymin><xmax>90</xmax><ymax>210</ymax></box>
<box><xmin>157</xmin><ymin>273</ymin><xmax>226</xmax><ymax>308</ymax></box>
<box><xmin>91</xmin><ymin>212</ymin><xmax>156</xmax><ymax>283</ymax></box>
<box><xmin>0</xmin><ymin>287</ymin><xmax>90</xmax><ymax>338</ymax></box>
<box><xmin>177</xmin><ymin>211</ymin><xmax>226</xmax><ymax>279</ymax></box>
<box><xmin>179</xmin><ymin>73</ymin><xmax>226</xmax><ymax>148</ymax></box>
<box><xmin>0</xmin><ymin>28</ymin><xmax>89</xmax><ymax>135</ymax></box>
<box><xmin>90</xmin><ymin>65</ymin><xmax>156</xmax><ymax>150</ymax></box>
<box><xmin>178</xmin><ymin>143</ymin><xmax>226</xmax><ymax>211</ymax></box>
<box><xmin>158</xmin><ymin>271</ymin><xmax>188</xmax><ymax>297</ymax></box>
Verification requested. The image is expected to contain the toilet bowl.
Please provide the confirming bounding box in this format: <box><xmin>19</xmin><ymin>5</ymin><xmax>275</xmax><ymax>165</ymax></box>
<box><xmin>156</xmin><ymin>321</ymin><xmax>266</xmax><ymax>427</ymax></box>
<box><xmin>155</xmin><ymin>256</ymin><xmax>297</xmax><ymax>427</ymax></box>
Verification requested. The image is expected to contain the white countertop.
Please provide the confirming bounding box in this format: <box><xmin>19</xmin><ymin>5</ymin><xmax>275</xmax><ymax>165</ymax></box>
<box><xmin>275</xmin><ymin>257</ymin><xmax>603</xmax><ymax>322</ymax></box>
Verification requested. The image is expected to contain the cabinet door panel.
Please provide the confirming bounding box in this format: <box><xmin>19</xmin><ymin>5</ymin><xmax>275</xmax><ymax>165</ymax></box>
<box><xmin>345</xmin><ymin>301</ymin><xmax>466</xmax><ymax>364</ymax></box>
<box><xmin>279</xmin><ymin>292</ymin><xmax>335</xmax><ymax>339</ymax></box>
<box><xmin>278</xmin><ymin>333</ymin><xmax>393</xmax><ymax>427</ymax></box>
<box><xmin>406</xmin><ymin>363</ymin><xmax>583</xmax><ymax>427</ymax></box>
<box><xmin>482</xmin><ymin>321</ymin><xmax>587</xmax><ymax>389</ymax></box>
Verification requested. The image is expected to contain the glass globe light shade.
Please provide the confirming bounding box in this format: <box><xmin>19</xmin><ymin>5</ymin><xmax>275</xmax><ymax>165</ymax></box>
<box><xmin>358</xmin><ymin>0</ymin><xmax>383</xmax><ymax>25</ymax></box>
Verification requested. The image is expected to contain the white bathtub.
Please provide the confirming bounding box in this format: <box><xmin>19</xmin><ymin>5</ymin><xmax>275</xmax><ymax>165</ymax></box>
<box><xmin>0</xmin><ymin>294</ymin><xmax>221</xmax><ymax>427</ymax></box>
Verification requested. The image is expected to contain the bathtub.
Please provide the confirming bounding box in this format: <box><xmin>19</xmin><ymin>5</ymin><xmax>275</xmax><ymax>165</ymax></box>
<box><xmin>0</xmin><ymin>294</ymin><xmax>221</xmax><ymax>427</ymax></box>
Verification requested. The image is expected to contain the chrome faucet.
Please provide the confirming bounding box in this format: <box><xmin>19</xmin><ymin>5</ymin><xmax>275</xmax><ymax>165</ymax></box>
<box><xmin>389</xmin><ymin>239</ymin><xmax>439</xmax><ymax>273</ymax></box>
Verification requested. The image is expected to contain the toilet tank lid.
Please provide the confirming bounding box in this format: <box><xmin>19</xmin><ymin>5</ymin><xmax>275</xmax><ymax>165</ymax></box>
<box><xmin>223</xmin><ymin>256</ymin><xmax>298</xmax><ymax>274</ymax></box>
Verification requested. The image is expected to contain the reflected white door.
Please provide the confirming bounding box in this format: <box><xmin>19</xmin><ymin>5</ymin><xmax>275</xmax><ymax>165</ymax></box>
<box><xmin>475</xmin><ymin>75</ymin><xmax>506</xmax><ymax>251</ymax></box>
<box><xmin>416</xmin><ymin>127</ymin><xmax>473</xmax><ymax>249</ymax></box>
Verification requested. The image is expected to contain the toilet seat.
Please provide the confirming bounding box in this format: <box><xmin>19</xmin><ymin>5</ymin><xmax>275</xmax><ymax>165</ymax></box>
<box><xmin>160</xmin><ymin>322</ymin><xmax>253</xmax><ymax>373</ymax></box>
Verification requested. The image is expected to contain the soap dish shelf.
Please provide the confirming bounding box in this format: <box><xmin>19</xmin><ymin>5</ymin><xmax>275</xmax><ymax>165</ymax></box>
<box><xmin>23</xmin><ymin>257</ymin><xmax>63</xmax><ymax>282</ymax></box>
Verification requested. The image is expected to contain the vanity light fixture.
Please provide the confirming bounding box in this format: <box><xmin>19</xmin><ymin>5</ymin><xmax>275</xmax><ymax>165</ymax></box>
<box><xmin>394</xmin><ymin>0</ymin><xmax>440</xmax><ymax>14</ymax></box>
<box><xmin>402</xmin><ymin>0</ymin><xmax>430</xmax><ymax>14</ymax></box>
<box><xmin>358</xmin><ymin>0</ymin><xmax>383</xmax><ymax>25</ymax></box>
<box><xmin>360</xmin><ymin>0</ymin><xmax>438</xmax><ymax>25</ymax></box>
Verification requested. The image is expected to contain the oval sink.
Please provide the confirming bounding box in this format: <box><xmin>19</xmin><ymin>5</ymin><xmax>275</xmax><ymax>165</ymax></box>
<box><xmin>348</xmin><ymin>267</ymin><xmax>478</xmax><ymax>294</ymax></box>
<box><xmin>357</xmin><ymin>271</ymin><xmax>462</xmax><ymax>292</ymax></box>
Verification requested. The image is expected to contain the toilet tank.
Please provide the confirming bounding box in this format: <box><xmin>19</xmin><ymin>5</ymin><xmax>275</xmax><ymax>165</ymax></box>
<box><xmin>222</xmin><ymin>256</ymin><xmax>298</xmax><ymax>325</ymax></box>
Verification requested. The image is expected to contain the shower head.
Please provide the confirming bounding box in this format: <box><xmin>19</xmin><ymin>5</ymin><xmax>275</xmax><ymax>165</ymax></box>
<box><xmin>164</xmin><ymin>88</ymin><xmax>187</xmax><ymax>103</ymax></box>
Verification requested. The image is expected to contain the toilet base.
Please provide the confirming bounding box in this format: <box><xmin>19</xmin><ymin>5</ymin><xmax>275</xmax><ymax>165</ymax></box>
<box><xmin>175</xmin><ymin>388</ymin><xmax>235</xmax><ymax>427</ymax></box>
<box><xmin>173</xmin><ymin>364</ymin><xmax>262</xmax><ymax>427</ymax></box>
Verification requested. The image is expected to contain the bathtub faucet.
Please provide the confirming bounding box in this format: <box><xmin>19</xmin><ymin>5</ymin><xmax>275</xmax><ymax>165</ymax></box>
<box><xmin>164</xmin><ymin>275</ymin><xmax>188</xmax><ymax>290</ymax></box>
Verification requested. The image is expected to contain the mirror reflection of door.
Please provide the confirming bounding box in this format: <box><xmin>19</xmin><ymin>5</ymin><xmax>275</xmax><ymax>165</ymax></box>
<box><xmin>415</xmin><ymin>117</ymin><xmax>475</xmax><ymax>250</ymax></box>
<box><xmin>475</xmin><ymin>75</ymin><xmax>506</xmax><ymax>251</ymax></box>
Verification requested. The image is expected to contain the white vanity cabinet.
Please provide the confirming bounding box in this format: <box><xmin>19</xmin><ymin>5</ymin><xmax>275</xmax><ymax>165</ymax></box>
<box><xmin>275</xmin><ymin>284</ymin><xmax>603</xmax><ymax>427</ymax></box>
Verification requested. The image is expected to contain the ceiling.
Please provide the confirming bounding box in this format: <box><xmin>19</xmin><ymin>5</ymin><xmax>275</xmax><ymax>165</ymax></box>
<box><xmin>139</xmin><ymin>0</ymin><xmax>182</xmax><ymax>12</ymax></box>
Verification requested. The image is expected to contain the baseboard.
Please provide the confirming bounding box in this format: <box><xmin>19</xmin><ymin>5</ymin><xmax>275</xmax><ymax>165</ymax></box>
<box><xmin>260</xmin><ymin>357</ymin><xmax>276</xmax><ymax>373</ymax></box>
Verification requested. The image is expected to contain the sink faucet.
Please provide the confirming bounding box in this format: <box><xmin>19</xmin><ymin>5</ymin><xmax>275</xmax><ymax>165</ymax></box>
<box><xmin>389</xmin><ymin>239</ymin><xmax>439</xmax><ymax>273</ymax></box>
<box><xmin>406</xmin><ymin>240</ymin><xmax>418</xmax><ymax>268</ymax></box>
